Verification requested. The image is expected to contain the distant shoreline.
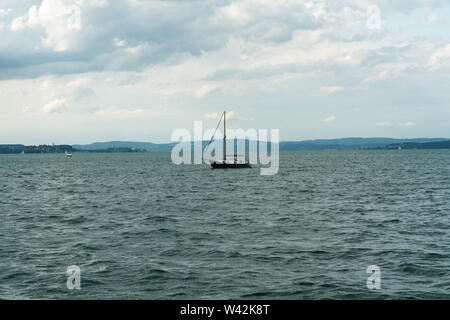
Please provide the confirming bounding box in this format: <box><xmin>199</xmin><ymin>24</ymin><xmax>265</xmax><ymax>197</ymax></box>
<box><xmin>1</xmin><ymin>138</ymin><xmax>449</xmax><ymax>154</ymax></box>
<box><xmin>0</xmin><ymin>145</ymin><xmax>144</xmax><ymax>154</ymax></box>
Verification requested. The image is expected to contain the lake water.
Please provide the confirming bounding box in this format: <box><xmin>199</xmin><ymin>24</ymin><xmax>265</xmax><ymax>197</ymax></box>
<box><xmin>0</xmin><ymin>150</ymin><xmax>449</xmax><ymax>299</ymax></box>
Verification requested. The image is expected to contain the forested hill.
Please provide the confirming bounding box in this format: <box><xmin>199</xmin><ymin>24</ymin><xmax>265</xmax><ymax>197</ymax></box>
<box><xmin>382</xmin><ymin>140</ymin><xmax>450</xmax><ymax>149</ymax></box>
<box><xmin>0</xmin><ymin>145</ymin><xmax>74</xmax><ymax>154</ymax></box>
<box><xmin>2</xmin><ymin>138</ymin><xmax>450</xmax><ymax>154</ymax></box>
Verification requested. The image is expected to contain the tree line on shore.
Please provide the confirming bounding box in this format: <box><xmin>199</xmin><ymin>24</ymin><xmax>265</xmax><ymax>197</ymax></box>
<box><xmin>0</xmin><ymin>145</ymin><xmax>144</xmax><ymax>154</ymax></box>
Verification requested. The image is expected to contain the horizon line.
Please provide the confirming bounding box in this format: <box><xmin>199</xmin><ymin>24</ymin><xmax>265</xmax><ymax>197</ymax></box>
<box><xmin>2</xmin><ymin>136</ymin><xmax>449</xmax><ymax>146</ymax></box>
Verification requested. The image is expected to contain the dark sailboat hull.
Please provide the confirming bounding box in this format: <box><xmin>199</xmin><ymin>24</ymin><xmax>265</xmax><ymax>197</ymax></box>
<box><xmin>210</xmin><ymin>162</ymin><xmax>251</xmax><ymax>169</ymax></box>
<box><xmin>206</xmin><ymin>111</ymin><xmax>252</xmax><ymax>170</ymax></box>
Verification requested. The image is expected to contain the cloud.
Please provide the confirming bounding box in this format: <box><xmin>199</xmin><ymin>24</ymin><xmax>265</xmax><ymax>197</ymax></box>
<box><xmin>320</xmin><ymin>86</ymin><xmax>344</xmax><ymax>95</ymax></box>
<box><xmin>194</xmin><ymin>84</ymin><xmax>217</xmax><ymax>98</ymax></box>
<box><xmin>427</xmin><ymin>14</ymin><xmax>438</xmax><ymax>24</ymax></box>
<box><xmin>114</xmin><ymin>37</ymin><xmax>127</xmax><ymax>47</ymax></box>
<box><xmin>65</xmin><ymin>77</ymin><xmax>95</xmax><ymax>99</ymax></box>
<box><xmin>399</xmin><ymin>122</ymin><xmax>416</xmax><ymax>127</ymax></box>
<box><xmin>203</xmin><ymin>112</ymin><xmax>221</xmax><ymax>119</ymax></box>
<box><xmin>322</xmin><ymin>115</ymin><xmax>336</xmax><ymax>122</ymax></box>
<box><xmin>1</xmin><ymin>0</ymin><xmax>228</xmax><ymax>78</ymax></box>
<box><xmin>9</xmin><ymin>0</ymin><xmax>108</xmax><ymax>51</ymax></box>
<box><xmin>95</xmin><ymin>107</ymin><xmax>144</xmax><ymax>116</ymax></box>
<box><xmin>225</xmin><ymin>111</ymin><xmax>235</xmax><ymax>119</ymax></box>
<box><xmin>0</xmin><ymin>8</ymin><xmax>12</xmax><ymax>18</ymax></box>
<box><xmin>363</xmin><ymin>70</ymin><xmax>391</xmax><ymax>83</ymax></box>
<box><xmin>40</xmin><ymin>79</ymin><xmax>53</xmax><ymax>90</ymax></box>
<box><xmin>21</xmin><ymin>106</ymin><xmax>31</xmax><ymax>114</ymax></box>
<box><xmin>94</xmin><ymin>107</ymin><xmax>174</xmax><ymax>117</ymax></box>
<box><xmin>1</xmin><ymin>0</ymin><xmax>424</xmax><ymax>80</ymax></box>
<box><xmin>203</xmin><ymin>110</ymin><xmax>235</xmax><ymax>120</ymax></box>
<box><xmin>376</xmin><ymin>121</ymin><xmax>416</xmax><ymax>127</ymax></box>
<box><xmin>429</xmin><ymin>44</ymin><xmax>450</xmax><ymax>70</ymax></box>
<box><xmin>42</xmin><ymin>98</ymin><xmax>68</xmax><ymax>113</ymax></box>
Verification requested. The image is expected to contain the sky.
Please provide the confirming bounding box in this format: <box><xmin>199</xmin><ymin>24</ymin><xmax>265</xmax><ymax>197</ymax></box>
<box><xmin>0</xmin><ymin>0</ymin><xmax>450</xmax><ymax>144</ymax></box>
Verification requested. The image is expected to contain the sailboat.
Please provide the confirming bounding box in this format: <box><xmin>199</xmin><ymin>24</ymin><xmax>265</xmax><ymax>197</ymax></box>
<box><xmin>205</xmin><ymin>111</ymin><xmax>251</xmax><ymax>169</ymax></box>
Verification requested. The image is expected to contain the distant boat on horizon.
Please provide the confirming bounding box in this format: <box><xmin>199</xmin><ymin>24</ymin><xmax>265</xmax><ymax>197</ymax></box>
<box><xmin>65</xmin><ymin>150</ymin><xmax>72</xmax><ymax>158</ymax></box>
<box><xmin>204</xmin><ymin>111</ymin><xmax>251</xmax><ymax>169</ymax></box>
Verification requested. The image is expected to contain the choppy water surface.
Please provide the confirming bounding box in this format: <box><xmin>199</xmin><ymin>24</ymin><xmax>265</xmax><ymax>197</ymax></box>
<box><xmin>0</xmin><ymin>150</ymin><xmax>449</xmax><ymax>299</ymax></box>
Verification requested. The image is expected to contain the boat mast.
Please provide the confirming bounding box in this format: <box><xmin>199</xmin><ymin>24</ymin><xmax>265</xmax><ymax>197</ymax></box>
<box><xmin>223</xmin><ymin>111</ymin><xmax>226</xmax><ymax>162</ymax></box>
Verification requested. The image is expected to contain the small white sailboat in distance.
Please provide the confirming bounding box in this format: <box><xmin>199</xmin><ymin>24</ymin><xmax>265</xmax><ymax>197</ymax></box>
<box><xmin>65</xmin><ymin>150</ymin><xmax>72</xmax><ymax>158</ymax></box>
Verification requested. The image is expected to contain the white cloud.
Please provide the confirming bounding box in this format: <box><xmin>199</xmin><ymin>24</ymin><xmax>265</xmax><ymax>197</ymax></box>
<box><xmin>203</xmin><ymin>112</ymin><xmax>220</xmax><ymax>119</ymax></box>
<box><xmin>95</xmin><ymin>107</ymin><xmax>144</xmax><ymax>116</ymax></box>
<box><xmin>203</xmin><ymin>110</ymin><xmax>235</xmax><ymax>120</ymax></box>
<box><xmin>66</xmin><ymin>77</ymin><xmax>90</xmax><ymax>88</ymax></box>
<box><xmin>322</xmin><ymin>115</ymin><xmax>336</xmax><ymax>122</ymax></box>
<box><xmin>399</xmin><ymin>122</ymin><xmax>416</xmax><ymax>127</ymax></box>
<box><xmin>320</xmin><ymin>86</ymin><xmax>344</xmax><ymax>95</ymax></box>
<box><xmin>363</xmin><ymin>61</ymin><xmax>412</xmax><ymax>84</ymax></box>
<box><xmin>10</xmin><ymin>0</ymin><xmax>107</xmax><ymax>51</ymax></box>
<box><xmin>429</xmin><ymin>44</ymin><xmax>450</xmax><ymax>70</ymax></box>
<box><xmin>194</xmin><ymin>84</ymin><xmax>217</xmax><ymax>98</ymax></box>
<box><xmin>0</xmin><ymin>8</ymin><xmax>12</xmax><ymax>18</ymax></box>
<box><xmin>427</xmin><ymin>14</ymin><xmax>438</xmax><ymax>24</ymax></box>
<box><xmin>1</xmin><ymin>0</ymin><xmax>439</xmax><ymax>81</ymax></box>
<box><xmin>40</xmin><ymin>79</ymin><xmax>54</xmax><ymax>90</ymax></box>
<box><xmin>94</xmin><ymin>107</ymin><xmax>173</xmax><ymax>117</ymax></box>
<box><xmin>376</xmin><ymin>121</ymin><xmax>392</xmax><ymax>126</ymax></box>
<box><xmin>225</xmin><ymin>111</ymin><xmax>235</xmax><ymax>119</ymax></box>
<box><xmin>39</xmin><ymin>76</ymin><xmax>94</xmax><ymax>102</ymax></box>
<box><xmin>215</xmin><ymin>2</ymin><xmax>250</xmax><ymax>26</ymax></box>
<box><xmin>114</xmin><ymin>37</ymin><xmax>127</xmax><ymax>47</ymax></box>
<box><xmin>363</xmin><ymin>70</ymin><xmax>391</xmax><ymax>83</ymax></box>
<box><xmin>42</xmin><ymin>98</ymin><xmax>68</xmax><ymax>113</ymax></box>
